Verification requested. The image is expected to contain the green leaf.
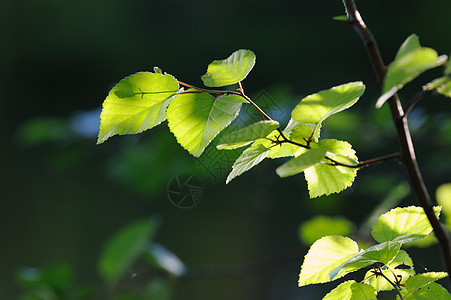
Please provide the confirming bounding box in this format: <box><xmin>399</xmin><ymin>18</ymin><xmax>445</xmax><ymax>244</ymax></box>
<box><xmin>97</xmin><ymin>72</ymin><xmax>179</xmax><ymax>144</ymax></box>
<box><xmin>403</xmin><ymin>282</ymin><xmax>451</xmax><ymax>300</ymax></box>
<box><xmin>405</xmin><ymin>272</ymin><xmax>448</xmax><ymax>293</ymax></box>
<box><xmin>246</xmin><ymin>119</ymin><xmax>320</xmax><ymax>160</ymax></box>
<box><xmin>276</xmin><ymin>147</ymin><xmax>327</xmax><ymax>178</ymax></box>
<box><xmin>201</xmin><ymin>49</ymin><xmax>256</xmax><ymax>87</ymax></box>
<box><xmin>437</xmin><ymin>183</ymin><xmax>451</xmax><ymax>226</ymax></box>
<box><xmin>167</xmin><ymin>92</ymin><xmax>243</xmax><ymax>157</ymax></box>
<box><xmin>290</xmin><ymin>123</ymin><xmax>321</xmax><ymax>144</ymax></box>
<box><xmin>298</xmin><ymin>216</ymin><xmax>355</xmax><ymax>246</ymax></box>
<box><xmin>329</xmin><ymin>241</ymin><xmax>401</xmax><ymax>281</ymax></box>
<box><xmin>395</xmin><ymin>34</ymin><xmax>421</xmax><ymax>61</ymax></box>
<box><xmin>371</xmin><ymin>206</ymin><xmax>441</xmax><ymax>244</ymax></box>
<box><xmin>298</xmin><ymin>235</ymin><xmax>359</xmax><ymax>286</ymax></box>
<box><xmin>304</xmin><ymin>139</ymin><xmax>358</xmax><ymax>198</ymax></box>
<box><xmin>226</xmin><ymin>144</ymin><xmax>271</xmax><ymax>184</ymax></box>
<box><xmin>292</xmin><ymin>82</ymin><xmax>365</xmax><ymax>125</ymax></box>
<box><xmin>364</xmin><ymin>250</ymin><xmax>414</xmax><ymax>292</ymax></box>
<box><xmin>322</xmin><ymin>281</ymin><xmax>377</xmax><ymax>300</ymax></box>
<box><xmin>98</xmin><ymin>217</ymin><xmax>159</xmax><ymax>283</ymax></box>
<box><xmin>377</xmin><ymin>34</ymin><xmax>445</xmax><ymax>108</ymax></box>
<box><xmin>436</xmin><ymin>78</ymin><xmax>451</xmax><ymax>98</ymax></box>
<box><xmin>216</xmin><ymin>120</ymin><xmax>279</xmax><ymax>150</ymax></box>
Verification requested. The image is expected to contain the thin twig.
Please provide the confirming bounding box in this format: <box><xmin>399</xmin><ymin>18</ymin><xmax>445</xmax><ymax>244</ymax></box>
<box><xmin>343</xmin><ymin>0</ymin><xmax>451</xmax><ymax>283</ymax></box>
<box><xmin>403</xmin><ymin>89</ymin><xmax>430</xmax><ymax>119</ymax></box>
<box><xmin>238</xmin><ymin>81</ymin><xmax>274</xmax><ymax>121</ymax></box>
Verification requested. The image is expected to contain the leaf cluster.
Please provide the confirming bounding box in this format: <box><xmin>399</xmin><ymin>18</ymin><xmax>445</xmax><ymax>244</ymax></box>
<box><xmin>299</xmin><ymin>206</ymin><xmax>449</xmax><ymax>299</ymax></box>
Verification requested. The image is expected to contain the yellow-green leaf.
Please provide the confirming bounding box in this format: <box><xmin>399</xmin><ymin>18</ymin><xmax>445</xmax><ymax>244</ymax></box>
<box><xmin>167</xmin><ymin>92</ymin><xmax>243</xmax><ymax>157</ymax></box>
<box><xmin>299</xmin><ymin>235</ymin><xmax>359</xmax><ymax>286</ymax></box>
<box><xmin>371</xmin><ymin>206</ymin><xmax>441</xmax><ymax>244</ymax></box>
<box><xmin>322</xmin><ymin>281</ymin><xmax>377</xmax><ymax>300</ymax></box>
<box><xmin>292</xmin><ymin>82</ymin><xmax>365</xmax><ymax>125</ymax></box>
<box><xmin>216</xmin><ymin>120</ymin><xmax>279</xmax><ymax>150</ymax></box>
<box><xmin>98</xmin><ymin>72</ymin><xmax>179</xmax><ymax>144</ymax></box>
<box><xmin>201</xmin><ymin>49</ymin><xmax>256</xmax><ymax>87</ymax></box>
<box><xmin>304</xmin><ymin>139</ymin><xmax>358</xmax><ymax>198</ymax></box>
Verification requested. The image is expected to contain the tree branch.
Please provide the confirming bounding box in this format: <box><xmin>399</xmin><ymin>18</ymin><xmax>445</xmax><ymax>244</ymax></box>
<box><xmin>343</xmin><ymin>0</ymin><xmax>451</xmax><ymax>282</ymax></box>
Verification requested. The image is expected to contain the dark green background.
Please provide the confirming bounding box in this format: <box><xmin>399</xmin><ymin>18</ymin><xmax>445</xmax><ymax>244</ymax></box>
<box><xmin>2</xmin><ymin>0</ymin><xmax>451</xmax><ymax>299</ymax></box>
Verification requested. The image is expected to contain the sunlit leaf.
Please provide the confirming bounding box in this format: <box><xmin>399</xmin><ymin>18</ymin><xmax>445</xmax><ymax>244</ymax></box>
<box><xmin>322</xmin><ymin>280</ymin><xmax>377</xmax><ymax>300</ymax></box>
<box><xmin>98</xmin><ymin>72</ymin><xmax>179</xmax><ymax>144</ymax></box>
<box><xmin>201</xmin><ymin>49</ymin><xmax>256</xmax><ymax>87</ymax></box>
<box><xmin>371</xmin><ymin>206</ymin><xmax>441</xmax><ymax>244</ymax></box>
<box><xmin>299</xmin><ymin>235</ymin><xmax>359</xmax><ymax>286</ymax></box>
<box><xmin>364</xmin><ymin>250</ymin><xmax>414</xmax><ymax>291</ymax></box>
<box><xmin>226</xmin><ymin>144</ymin><xmax>271</xmax><ymax>184</ymax></box>
<box><xmin>405</xmin><ymin>272</ymin><xmax>448</xmax><ymax>293</ymax></box>
<box><xmin>329</xmin><ymin>241</ymin><xmax>401</xmax><ymax>281</ymax></box>
<box><xmin>402</xmin><ymin>282</ymin><xmax>451</xmax><ymax>300</ymax></box>
<box><xmin>304</xmin><ymin>139</ymin><xmax>358</xmax><ymax>198</ymax></box>
<box><xmin>298</xmin><ymin>216</ymin><xmax>355</xmax><ymax>245</ymax></box>
<box><xmin>98</xmin><ymin>217</ymin><xmax>159</xmax><ymax>283</ymax></box>
<box><xmin>290</xmin><ymin>122</ymin><xmax>321</xmax><ymax>144</ymax></box>
<box><xmin>216</xmin><ymin>120</ymin><xmax>279</xmax><ymax>150</ymax></box>
<box><xmin>167</xmin><ymin>92</ymin><xmax>243</xmax><ymax>157</ymax></box>
<box><xmin>292</xmin><ymin>82</ymin><xmax>365</xmax><ymax>125</ymax></box>
<box><xmin>377</xmin><ymin>34</ymin><xmax>445</xmax><ymax>108</ymax></box>
<box><xmin>276</xmin><ymin>147</ymin><xmax>327</xmax><ymax>178</ymax></box>
<box><xmin>395</xmin><ymin>34</ymin><xmax>421</xmax><ymax>61</ymax></box>
<box><xmin>425</xmin><ymin>75</ymin><xmax>451</xmax><ymax>98</ymax></box>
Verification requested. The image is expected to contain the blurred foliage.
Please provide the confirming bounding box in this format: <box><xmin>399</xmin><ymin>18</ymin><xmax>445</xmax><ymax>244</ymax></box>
<box><xmin>298</xmin><ymin>216</ymin><xmax>355</xmax><ymax>246</ymax></box>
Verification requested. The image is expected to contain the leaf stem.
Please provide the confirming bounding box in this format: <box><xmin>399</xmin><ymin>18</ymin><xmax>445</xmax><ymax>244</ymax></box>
<box><xmin>403</xmin><ymin>89</ymin><xmax>430</xmax><ymax>119</ymax></box>
<box><xmin>376</xmin><ymin>267</ymin><xmax>404</xmax><ymax>299</ymax></box>
<box><xmin>238</xmin><ymin>81</ymin><xmax>274</xmax><ymax>122</ymax></box>
<box><xmin>328</xmin><ymin>152</ymin><xmax>401</xmax><ymax>169</ymax></box>
<box><xmin>343</xmin><ymin>0</ymin><xmax>451</xmax><ymax>283</ymax></box>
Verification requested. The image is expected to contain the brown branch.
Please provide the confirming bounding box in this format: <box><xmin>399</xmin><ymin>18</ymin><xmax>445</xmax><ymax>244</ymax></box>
<box><xmin>343</xmin><ymin>0</ymin><xmax>451</xmax><ymax>282</ymax></box>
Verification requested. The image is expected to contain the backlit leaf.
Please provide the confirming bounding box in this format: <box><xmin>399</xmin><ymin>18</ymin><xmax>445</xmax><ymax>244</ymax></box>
<box><xmin>201</xmin><ymin>49</ymin><xmax>256</xmax><ymax>87</ymax></box>
<box><xmin>329</xmin><ymin>241</ymin><xmax>401</xmax><ymax>281</ymax></box>
<box><xmin>371</xmin><ymin>206</ymin><xmax>441</xmax><ymax>244</ymax></box>
<box><xmin>425</xmin><ymin>76</ymin><xmax>451</xmax><ymax>98</ymax></box>
<box><xmin>304</xmin><ymin>139</ymin><xmax>358</xmax><ymax>198</ymax></box>
<box><xmin>226</xmin><ymin>144</ymin><xmax>271</xmax><ymax>184</ymax></box>
<box><xmin>299</xmin><ymin>235</ymin><xmax>359</xmax><ymax>286</ymax></box>
<box><xmin>322</xmin><ymin>281</ymin><xmax>377</xmax><ymax>300</ymax></box>
<box><xmin>216</xmin><ymin>120</ymin><xmax>279</xmax><ymax>150</ymax></box>
<box><xmin>276</xmin><ymin>147</ymin><xmax>327</xmax><ymax>178</ymax></box>
<box><xmin>364</xmin><ymin>250</ymin><xmax>414</xmax><ymax>292</ymax></box>
<box><xmin>377</xmin><ymin>34</ymin><xmax>445</xmax><ymax>108</ymax></box>
<box><xmin>98</xmin><ymin>72</ymin><xmax>179</xmax><ymax>144</ymax></box>
<box><xmin>405</xmin><ymin>272</ymin><xmax>448</xmax><ymax>293</ymax></box>
<box><xmin>403</xmin><ymin>282</ymin><xmax>451</xmax><ymax>300</ymax></box>
<box><xmin>167</xmin><ymin>92</ymin><xmax>243</xmax><ymax>157</ymax></box>
<box><xmin>292</xmin><ymin>82</ymin><xmax>365</xmax><ymax>125</ymax></box>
